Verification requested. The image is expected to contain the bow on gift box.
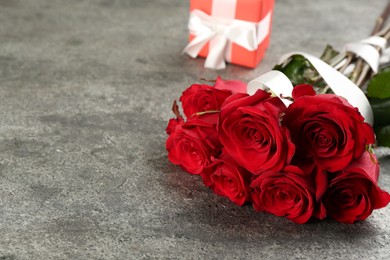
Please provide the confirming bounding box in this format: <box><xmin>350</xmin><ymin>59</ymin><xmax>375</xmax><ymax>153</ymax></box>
<box><xmin>183</xmin><ymin>9</ymin><xmax>271</xmax><ymax>70</ymax></box>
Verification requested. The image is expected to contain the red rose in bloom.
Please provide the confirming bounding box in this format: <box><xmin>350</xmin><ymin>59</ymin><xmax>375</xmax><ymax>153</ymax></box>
<box><xmin>166</xmin><ymin>113</ymin><xmax>221</xmax><ymax>174</ymax></box>
<box><xmin>180</xmin><ymin>83</ymin><xmax>232</xmax><ymax>118</ymax></box>
<box><xmin>322</xmin><ymin>151</ymin><xmax>390</xmax><ymax>223</ymax></box>
<box><xmin>202</xmin><ymin>153</ymin><xmax>251</xmax><ymax>206</ymax></box>
<box><xmin>283</xmin><ymin>84</ymin><xmax>375</xmax><ymax>172</ymax></box>
<box><xmin>219</xmin><ymin>90</ymin><xmax>295</xmax><ymax>174</ymax></box>
<box><xmin>251</xmin><ymin>165</ymin><xmax>315</xmax><ymax>224</ymax></box>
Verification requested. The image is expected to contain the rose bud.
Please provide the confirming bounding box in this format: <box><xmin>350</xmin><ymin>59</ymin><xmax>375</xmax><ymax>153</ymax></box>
<box><xmin>180</xmin><ymin>83</ymin><xmax>232</xmax><ymax>118</ymax></box>
<box><xmin>322</xmin><ymin>151</ymin><xmax>390</xmax><ymax>224</ymax></box>
<box><xmin>250</xmin><ymin>165</ymin><xmax>315</xmax><ymax>224</ymax></box>
<box><xmin>283</xmin><ymin>84</ymin><xmax>375</xmax><ymax>172</ymax></box>
<box><xmin>202</xmin><ymin>153</ymin><xmax>252</xmax><ymax>206</ymax></box>
<box><xmin>166</xmin><ymin>113</ymin><xmax>221</xmax><ymax>175</ymax></box>
<box><xmin>219</xmin><ymin>90</ymin><xmax>295</xmax><ymax>174</ymax></box>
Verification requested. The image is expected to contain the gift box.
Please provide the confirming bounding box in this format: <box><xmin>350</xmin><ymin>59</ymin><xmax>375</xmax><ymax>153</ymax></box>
<box><xmin>184</xmin><ymin>0</ymin><xmax>275</xmax><ymax>69</ymax></box>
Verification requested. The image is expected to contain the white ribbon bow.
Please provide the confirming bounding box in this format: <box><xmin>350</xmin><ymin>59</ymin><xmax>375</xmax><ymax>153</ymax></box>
<box><xmin>183</xmin><ymin>10</ymin><xmax>259</xmax><ymax>70</ymax></box>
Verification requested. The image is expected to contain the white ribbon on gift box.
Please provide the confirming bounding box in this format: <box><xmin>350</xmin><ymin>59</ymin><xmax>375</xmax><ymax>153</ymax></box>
<box><xmin>183</xmin><ymin>9</ymin><xmax>272</xmax><ymax>70</ymax></box>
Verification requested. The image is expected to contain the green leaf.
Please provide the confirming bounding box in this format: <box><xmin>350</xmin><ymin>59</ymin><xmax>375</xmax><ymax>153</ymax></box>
<box><xmin>273</xmin><ymin>55</ymin><xmax>326</xmax><ymax>91</ymax></box>
<box><xmin>273</xmin><ymin>55</ymin><xmax>308</xmax><ymax>86</ymax></box>
<box><xmin>319</xmin><ymin>45</ymin><xmax>340</xmax><ymax>64</ymax></box>
<box><xmin>376</xmin><ymin>125</ymin><xmax>390</xmax><ymax>148</ymax></box>
<box><xmin>369</xmin><ymin>97</ymin><xmax>390</xmax><ymax>128</ymax></box>
<box><xmin>367</xmin><ymin>69</ymin><xmax>390</xmax><ymax>99</ymax></box>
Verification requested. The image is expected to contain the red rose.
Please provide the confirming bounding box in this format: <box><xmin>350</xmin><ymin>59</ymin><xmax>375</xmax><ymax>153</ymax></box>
<box><xmin>166</xmin><ymin>113</ymin><xmax>221</xmax><ymax>174</ymax></box>
<box><xmin>180</xmin><ymin>83</ymin><xmax>232</xmax><ymax>118</ymax></box>
<box><xmin>322</xmin><ymin>151</ymin><xmax>390</xmax><ymax>223</ymax></box>
<box><xmin>251</xmin><ymin>165</ymin><xmax>315</xmax><ymax>224</ymax></box>
<box><xmin>283</xmin><ymin>84</ymin><xmax>375</xmax><ymax>172</ymax></box>
<box><xmin>202</xmin><ymin>153</ymin><xmax>251</xmax><ymax>206</ymax></box>
<box><xmin>219</xmin><ymin>90</ymin><xmax>295</xmax><ymax>174</ymax></box>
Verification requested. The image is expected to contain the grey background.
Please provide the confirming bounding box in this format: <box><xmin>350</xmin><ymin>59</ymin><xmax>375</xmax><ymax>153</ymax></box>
<box><xmin>1</xmin><ymin>0</ymin><xmax>390</xmax><ymax>259</ymax></box>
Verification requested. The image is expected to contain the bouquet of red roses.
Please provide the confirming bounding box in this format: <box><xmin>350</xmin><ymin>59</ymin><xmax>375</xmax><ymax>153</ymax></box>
<box><xmin>166</xmin><ymin>78</ymin><xmax>390</xmax><ymax>224</ymax></box>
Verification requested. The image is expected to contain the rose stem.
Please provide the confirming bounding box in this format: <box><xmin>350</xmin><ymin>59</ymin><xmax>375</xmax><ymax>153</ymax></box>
<box><xmin>353</xmin><ymin>1</ymin><xmax>390</xmax><ymax>88</ymax></box>
<box><xmin>371</xmin><ymin>0</ymin><xmax>390</xmax><ymax>35</ymax></box>
<box><xmin>338</xmin><ymin>53</ymin><xmax>353</xmax><ymax>74</ymax></box>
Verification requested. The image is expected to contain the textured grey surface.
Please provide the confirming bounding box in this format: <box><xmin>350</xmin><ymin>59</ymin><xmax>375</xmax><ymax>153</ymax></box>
<box><xmin>1</xmin><ymin>0</ymin><xmax>390</xmax><ymax>259</ymax></box>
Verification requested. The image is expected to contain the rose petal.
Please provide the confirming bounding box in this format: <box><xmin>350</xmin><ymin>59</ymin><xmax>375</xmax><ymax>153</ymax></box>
<box><xmin>214</xmin><ymin>76</ymin><xmax>247</xmax><ymax>94</ymax></box>
<box><xmin>292</xmin><ymin>84</ymin><xmax>316</xmax><ymax>100</ymax></box>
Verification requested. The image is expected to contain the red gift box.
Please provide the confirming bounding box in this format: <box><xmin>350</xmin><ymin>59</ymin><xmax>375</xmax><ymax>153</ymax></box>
<box><xmin>185</xmin><ymin>0</ymin><xmax>274</xmax><ymax>69</ymax></box>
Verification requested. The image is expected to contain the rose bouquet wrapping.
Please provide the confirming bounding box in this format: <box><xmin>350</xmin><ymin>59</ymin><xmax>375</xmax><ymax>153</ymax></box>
<box><xmin>166</xmin><ymin>80</ymin><xmax>390</xmax><ymax>224</ymax></box>
<box><xmin>165</xmin><ymin>2</ymin><xmax>390</xmax><ymax>224</ymax></box>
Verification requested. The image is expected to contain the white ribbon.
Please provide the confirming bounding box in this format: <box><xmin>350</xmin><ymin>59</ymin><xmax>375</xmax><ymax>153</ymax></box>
<box><xmin>248</xmin><ymin>52</ymin><xmax>374</xmax><ymax>125</ymax></box>
<box><xmin>380</xmin><ymin>47</ymin><xmax>390</xmax><ymax>65</ymax></box>
<box><xmin>247</xmin><ymin>71</ymin><xmax>294</xmax><ymax>107</ymax></box>
<box><xmin>344</xmin><ymin>36</ymin><xmax>387</xmax><ymax>73</ymax></box>
<box><xmin>183</xmin><ymin>10</ymin><xmax>270</xmax><ymax>70</ymax></box>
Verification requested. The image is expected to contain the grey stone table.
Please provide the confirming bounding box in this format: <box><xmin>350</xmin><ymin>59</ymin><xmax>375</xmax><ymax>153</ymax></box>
<box><xmin>1</xmin><ymin>0</ymin><xmax>390</xmax><ymax>259</ymax></box>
